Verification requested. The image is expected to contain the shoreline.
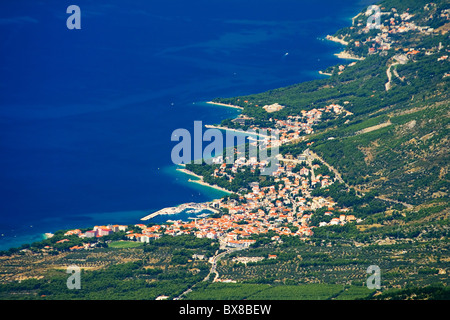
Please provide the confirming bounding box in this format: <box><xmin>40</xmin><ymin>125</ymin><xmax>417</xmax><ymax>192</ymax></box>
<box><xmin>318</xmin><ymin>70</ymin><xmax>333</xmax><ymax>77</ymax></box>
<box><xmin>325</xmin><ymin>34</ymin><xmax>365</xmax><ymax>61</ymax></box>
<box><xmin>140</xmin><ymin>167</ymin><xmax>232</xmax><ymax>220</ymax></box>
<box><xmin>177</xmin><ymin>166</ymin><xmax>233</xmax><ymax>195</ymax></box>
<box><xmin>334</xmin><ymin>51</ymin><xmax>365</xmax><ymax>61</ymax></box>
<box><xmin>204</xmin><ymin>124</ymin><xmax>271</xmax><ymax>138</ymax></box>
<box><xmin>176</xmin><ymin>167</ymin><xmax>203</xmax><ymax>180</ymax></box>
<box><xmin>206</xmin><ymin>101</ymin><xmax>244</xmax><ymax>110</ymax></box>
<box><xmin>141</xmin><ymin>203</ymin><xmax>218</xmax><ymax>221</ymax></box>
<box><xmin>326</xmin><ymin>35</ymin><xmax>349</xmax><ymax>46</ymax></box>
<box><xmin>352</xmin><ymin>12</ymin><xmax>362</xmax><ymax>26</ymax></box>
<box><xmin>187</xmin><ymin>179</ymin><xmax>233</xmax><ymax>195</ymax></box>
<box><xmin>11</xmin><ymin>7</ymin><xmax>366</xmax><ymax>251</ymax></box>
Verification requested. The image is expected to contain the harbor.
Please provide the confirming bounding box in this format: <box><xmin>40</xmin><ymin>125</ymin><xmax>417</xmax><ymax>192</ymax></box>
<box><xmin>141</xmin><ymin>202</ymin><xmax>219</xmax><ymax>221</ymax></box>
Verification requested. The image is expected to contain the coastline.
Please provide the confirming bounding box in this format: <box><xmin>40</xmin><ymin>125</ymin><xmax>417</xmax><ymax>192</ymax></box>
<box><xmin>325</xmin><ymin>34</ymin><xmax>364</xmax><ymax>61</ymax></box>
<box><xmin>140</xmin><ymin>166</ymin><xmax>232</xmax><ymax>221</ymax></box>
<box><xmin>352</xmin><ymin>12</ymin><xmax>362</xmax><ymax>26</ymax></box>
<box><xmin>176</xmin><ymin>167</ymin><xmax>204</xmax><ymax>180</ymax></box>
<box><xmin>318</xmin><ymin>70</ymin><xmax>333</xmax><ymax>77</ymax></box>
<box><xmin>204</xmin><ymin>124</ymin><xmax>270</xmax><ymax>138</ymax></box>
<box><xmin>141</xmin><ymin>202</ymin><xmax>219</xmax><ymax>221</ymax></box>
<box><xmin>177</xmin><ymin>166</ymin><xmax>233</xmax><ymax>195</ymax></box>
<box><xmin>206</xmin><ymin>101</ymin><xmax>244</xmax><ymax>110</ymax></box>
<box><xmin>326</xmin><ymin>35</ymin><xmax>349</xmax><ymax>46</ymax></box>
<box><xmin>187</xmin><ymin>178</ymin><xmax>233</xmax><ymax>195</ymax></box>
<box><xmin>3</xmin><ymin>4</ymin><xmax>370</xmax><ymax>252</ymax></box>
<box><xmin>150</xmin><ymin>28</ymin><xmax>359</xmax><ymax>224</ymax></box>
<box><xmin>334</xmin><ymin>51</ymin><xmax>365</xmax><ymax>61</ymax></box>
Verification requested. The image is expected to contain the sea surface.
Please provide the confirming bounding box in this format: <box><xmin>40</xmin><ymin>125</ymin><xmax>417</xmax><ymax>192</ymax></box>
<box><xmin>0</xmin><ymin>0</ymin><xmax>376</xmax><ymax>250</ymax></box>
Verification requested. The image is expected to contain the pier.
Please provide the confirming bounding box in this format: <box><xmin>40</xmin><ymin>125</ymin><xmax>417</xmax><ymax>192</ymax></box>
<box><xmin>141</xmin><ymin>202</ymin><xmax>217</xmax><ymax>221</ymax></box>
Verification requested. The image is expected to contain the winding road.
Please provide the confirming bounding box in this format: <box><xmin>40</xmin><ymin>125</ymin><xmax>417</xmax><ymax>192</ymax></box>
<box><xmin>205</xmin><ymin>247</ymin><xmax>242</xmax><ymax>282</ymax></box>
<box><xmin>174</xmin><ymin>243</ymin><xmax>244</xmax><ymax>300</ymax></box>
<box><xmin>305</xmin><ymin>149</ymin><xmax>413</xmax><ymax>208</ymax></box>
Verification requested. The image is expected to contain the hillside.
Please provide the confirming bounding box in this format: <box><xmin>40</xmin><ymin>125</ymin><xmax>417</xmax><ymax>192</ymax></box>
<box><xmin>0</xmin><ymin>0</ymin><xmax>449</xmax><ymax>302</ymax></box>
<box><xmin>214</xmin><ymin>0</ymin><xmax>450</xmax><ymax>207</ymax></box>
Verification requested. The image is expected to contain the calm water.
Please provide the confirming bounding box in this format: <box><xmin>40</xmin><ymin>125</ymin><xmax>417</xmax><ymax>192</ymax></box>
<box><xmin>0</xmin><ymin>0</ymin><xmax>375</xmax><ymax>250</ymax></box>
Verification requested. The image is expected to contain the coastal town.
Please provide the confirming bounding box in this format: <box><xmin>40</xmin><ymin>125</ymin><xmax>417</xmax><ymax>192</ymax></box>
<box><xmin>1</xmin><ymin>0</ymin><xmax>449</xmax><ymax>302</ymax></box>
<box><xmin>52</xmin><ymin>101</ymin><xmax>358</xmax><ymax>253</ymax></box>
<box><xmin>41</xmin><ymin>4</ymin><xmax>450</xmax><ymax>255</ymax></box>
<box><xmin>52</xmin><ymin>154</ymin><xmax>357</xmax><ymax>252</ymax></box>
<box><xmin>324</xmin><ymin>4</ymin><xmax>449</xmax><ymax>78</ymax></box>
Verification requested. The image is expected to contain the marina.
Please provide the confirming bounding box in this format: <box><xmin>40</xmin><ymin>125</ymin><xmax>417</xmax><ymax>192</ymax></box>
<box><xmin>141</xmin><ymin>202</ymin><xmax>218</xmax><ymax>221</ymax></box>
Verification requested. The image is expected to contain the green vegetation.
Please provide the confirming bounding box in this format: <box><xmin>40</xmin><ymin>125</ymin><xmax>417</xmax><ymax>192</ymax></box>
<box><xmin>1</xmin><ymin>0</ymin><xmax>449</xmax><ymax>301</ymax></box>
<box><xmin>185</xmin><ymin>162</ymin><xmax>275</xmax><ymax>193</ymax></box>
<box><xmin>368</xmin><ymin>284</ymin><xmax>450</xmax><ymax>300</ymax></box>
<box><xmin>0</xmin><ymin>235</ymin><xmax>215</xmax><ymax>300</ymax></box>
<box><xmin>214</xmin><ymin>238</ymin><xmax>449</xmax><ymax>288</ymax></box>
<box><xmin>214</xmin><ymin>1</ymin><xmax>450</xmax><ymax>206</ymax></box>
<box><xmin>184</xmin><ymin>282</ymin><xmax>369</xmax><ymax>300</ymax></box>
<box><xmin>247</xmin><ymin>284</ymin><xmax>344</xmax><ymax>300</ymax></box>
<box><xmin>184</xmin><ymin>283</ymin><xmax>271</xmax><ymax>300</ymax></box>
<box><xmin>108</xmin><ymin>241</ymin><xmax>143</xmax><ymax>249</ymax></box>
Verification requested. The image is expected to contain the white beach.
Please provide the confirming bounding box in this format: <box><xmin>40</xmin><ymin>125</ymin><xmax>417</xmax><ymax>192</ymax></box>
<box><xmin>206</xmin><ymin>101</ymin><xmax>244</xmax><ymax>110</ymax></box>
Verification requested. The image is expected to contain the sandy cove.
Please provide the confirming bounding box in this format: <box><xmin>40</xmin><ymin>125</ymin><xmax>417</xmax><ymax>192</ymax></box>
<box><xmin>326</xmin><ymin>35</ymin><xmax>349</xmax><ymax>46</ymax></box>
<box><xmin>206</xmin><ymin>101</ymin><xmax>244</xmax><ymax>110</ymax></box>
<box><xmin>188</xmin><ymin>178</ymin><xmax>233</xmax><ymax>194</ymax></box>
<box><xmin>204</xmin><ymin>124</ymin><xmax>271</xmax><ymax>139</ymax></box>
<box><xmin>177</xmin><ymin>167</ymin><xmax>233</xmax><ymax>194</ymax></box>
<box><xmin>176</xmin><ymin>167</ymin><xmax>203</xmax><ymax>180</ymax></box>
<box><xmin>334</xmin><ymin>51</ymin><xmax>365</xmax><ymax>61</ymax></box>
<box><xmin>318</xmin><ymin>70</ymin><xmax>333</xmax><ymax>76</ymax></box>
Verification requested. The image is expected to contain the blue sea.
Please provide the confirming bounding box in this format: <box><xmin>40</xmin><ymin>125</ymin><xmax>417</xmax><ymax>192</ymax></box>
<box><xmin>0</xmin><ymin>0</ymin><xmax>376</xmax><ymax>250</ymax></box>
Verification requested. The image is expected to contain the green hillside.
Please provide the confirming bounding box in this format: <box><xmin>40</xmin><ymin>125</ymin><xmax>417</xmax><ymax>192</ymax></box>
<box><xmin>1</xmin><ymin>0</ymin><xmax>448</xmax><ymax>301</ymax></box>
<box><xmin>214</xmin><ymin>0</ymin><xmax>450</xmax><ymax>207</ymax></box>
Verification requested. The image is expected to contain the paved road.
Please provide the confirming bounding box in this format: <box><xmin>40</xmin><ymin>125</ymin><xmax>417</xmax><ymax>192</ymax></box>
<box><xmin>174</xmin><ymin>245</ymin><xmax>243</xmax><ymax>300</ymax></box>
<box><xmin>385</xmin><ymin>62</ymin><xmax>399</xmax><ymax>91</ymax></box>
<box><xmin>375</xmin><ymin>196</ymin><xmax>414</xmax><ymax>209</ymax></box>
<box><xmin>305</xmin><ymin>149</ymin><xmax>346</xmax><ymax>186</ymax></box>
<box><xmin>305</xmin><ymin>149</ymin><xmax>414</xmax><ymax>208</ymax></box>
<box><xmin>205</xmin><ymin>247</ymin><xmax>242</xmax><ymax>282</ymax></box>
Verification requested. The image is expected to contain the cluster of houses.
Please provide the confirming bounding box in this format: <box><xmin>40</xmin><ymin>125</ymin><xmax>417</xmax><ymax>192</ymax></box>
<box><xmin>58</xmin><ymin>98</ymin><xmax>363</xmax><ymax>254</ymax></box>
<box><xmin>59</xmin><ymin>224</ymin><xmax>162</xmax><ymax>251</ymax></box>
<box><xmin>41</xmin><ymin>6</ymin><xmax>449</xmax><ymax>256</ymax></box>
<box><xmin>211</xmin><ymin>159</ymin><xmax>270</xmax><ymax>183</ymax></box>
<box><xmin>269</xmin><ymin>104</ymin><xmax>352</xmax><ymax>138</ymax></box>
<box><xmin>154</xmin><ymin>151</ymin><xmax>360</xmax><ymax>247</ymax></box>
<box><xmin>263</xmin><ymin>103</ymin><xmax>285</xmax><ymax>113</ymax></box>
<box><xmin>124</xmin><ymin>224</ymin><xmax>162</xmax><ymax>242</ymax></box>
<box><xmin>319</xmin><ymin>212</ymin><xmax>357</xmax><ymax>227</ymax></box>
<box><xmin>58</xmin><ymin>101</ymin><xmax>361</xmax><ymax>251</ymax></box>
<box><xmin>353</xmin><ymin>6</ymin><xmax>448</xmax><ymax>55</ymax></box>
<box><xmin>153</xmin><ymin>104</ymin><xmax>359</xmax><ymax>246</ymax></box>
<box><xmin>210</xmin><ymin>103</ymin><xmax>352</xmax><ymax>182</ymax></box>
<box><xmin>64</xmin><ymin>224</ymin><xmax>128</xmax><ymax>239</ymax></box>
<box><xmin>271</xmin><ymin>160</ymin><xmax>333</xmax><ymax>190</ymax></box>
